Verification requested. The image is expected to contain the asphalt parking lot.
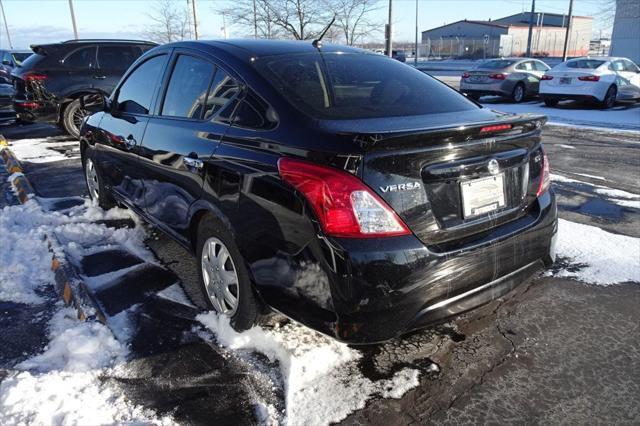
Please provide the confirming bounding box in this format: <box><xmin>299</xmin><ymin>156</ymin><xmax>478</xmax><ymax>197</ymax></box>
<box><xmin>1</xmin><ymin>120</ymin><xmax>639</xmax><ymax>424</ymax></box>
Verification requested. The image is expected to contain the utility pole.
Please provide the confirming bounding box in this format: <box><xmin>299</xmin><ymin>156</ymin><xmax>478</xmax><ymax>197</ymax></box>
<box><xmin>191</xmin><ymin>0</ymin><xmax>199</xmax><ymax>40</ymax></box>
<box><xmin>414</xmin><ymin>0</ymin><xmax>419</xmax><ymax>66</ymax></box>
<box><xmin>253</xmin><ymin>0</ymin><xmax>257</xmax><ymax>39</ymax></box>
<box><xmin>386</xmin><ymin>0</ymin><xmax>393</xmax><ymax>57</ymax></box>
<box><xmin>68</xmin><ymin>0</ymin><xmax>78</xmax><ymax>39</ymax></box>
<box><xmin>525</xmin><ymin>0</ymin><xmax>535</xmax><ymax>57</ymax></box>
<box><xmin>0</xmin><ymin>0</ymin><xmax>12</xmax><ymax>49</ymax></box>
<box><xmin>562</xmin><ymin>0</ymin><xmax>574</xmax><ymax>61</ymax></box>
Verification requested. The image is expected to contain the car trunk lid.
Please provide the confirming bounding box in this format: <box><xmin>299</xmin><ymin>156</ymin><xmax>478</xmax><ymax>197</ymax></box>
<box><xmin>321</xmin><ymin>110</ymin><xmax>547</xmax><ymax>249</ymax></box>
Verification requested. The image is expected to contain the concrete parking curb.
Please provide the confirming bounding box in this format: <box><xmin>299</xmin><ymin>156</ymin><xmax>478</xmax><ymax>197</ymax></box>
<box><xmin>0</xmin><ymin>134</ymin><xmax>107</xmax><ymax>324</ymax></box>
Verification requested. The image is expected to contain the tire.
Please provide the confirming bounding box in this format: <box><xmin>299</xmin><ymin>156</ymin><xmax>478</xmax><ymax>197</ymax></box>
<box><xmin>512</xmin><ymin>83</ymin><xmax>525</xmax><ymax>103</ymax></box>
<box><xmin>544</xmin><ymin>98</ymin><xmax>559</xmax><ymax>107</ymax></box>
<box><xmin>62</xmin><ymin>98</ymin><xmax>89</xmax><ymax>139</ymax></box>
<box><xmin>196</xmin><ymin>215</ymin><xmax>258</xmax><ymax>331</ymax></box>
<box><xmin>83</xmin><ymin>149</ymin><xmax>115</xmax><ymax>209</ymax></box>
<box><xmin>601</xmin><ymin>85</ymin><xmax>617</xmax><ymax>109</ymax></box>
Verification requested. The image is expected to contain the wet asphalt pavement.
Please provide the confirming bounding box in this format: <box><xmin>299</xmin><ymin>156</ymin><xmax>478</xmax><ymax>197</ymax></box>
<box><xmin>1</xmin><ymin>122</ymin><xmax>639</xmax><ymax>424</ymax></box>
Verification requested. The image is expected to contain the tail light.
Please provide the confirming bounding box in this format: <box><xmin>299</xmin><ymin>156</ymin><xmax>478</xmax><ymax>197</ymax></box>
<box><xmin>461</xmin><ymin>72</ymin><xmax>470</xmax><ymax>78</ymax></box>
<box><xmin>578</xmin><ymin>75</ymin><xmax>600</xmax><ymax>82</ymax></box>
<box><xmin>23</xmin><ymin>72</ymin><xmax>47</xmax><ymax>82</ymax></box>
<box><xmin>489</xmin><ymin>73</ymin><xmax>507</xmax><ymax>80</ymax></box>
<box><xmin>541</xmin><ymin>75</ymin><xmax>553</xmax><ymax>80</ymax></box>
<box><xmin>480</xmin><ymin>123</ymin><xmax>512</xmax><ymax>133</ymax></box>
<box><xmin>536</xmin><ymin>150</ymin><xmax>550</xmax><ymax>197</ymax></box>
<box><xmin>278</xmin><ymin>158</ymin><xmax>411</xmax><ymax>238</ymax></box>
<box><xmin>15</xmin><ymin>101</ymin><xmax>40</xmax><ymax>109</ymax></box>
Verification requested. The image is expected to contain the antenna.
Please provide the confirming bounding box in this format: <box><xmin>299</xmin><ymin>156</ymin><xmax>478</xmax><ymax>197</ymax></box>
<box><xmin>312</xmin><ymin>15</ymin><xmax>336</xmax><ymax>49</ymax></box>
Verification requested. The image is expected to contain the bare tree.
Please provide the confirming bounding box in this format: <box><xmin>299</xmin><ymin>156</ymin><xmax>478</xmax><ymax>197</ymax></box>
<box><xmin>330</xmin><ymin>0</ymin><xmax>381</xmax><ymax>45</ymax></box>
<box><xmin>145</xmin><ymin>0</ymin><xmax>192</xmax><ymax>44</ymax></box>
<box><xmin>220</xmin><ymin>0</ymin><xmax>282</xmax><ymax>39</ymax></box>
<box><xmin>265</xmin><ymin>0</ymin><xmax>334</xmax><ymax>40</ymax></box>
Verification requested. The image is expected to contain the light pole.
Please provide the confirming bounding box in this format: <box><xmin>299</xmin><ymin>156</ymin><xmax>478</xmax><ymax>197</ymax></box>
<box><xmin>525</xmin><ymin>0</ymin><xmax>535</xmax><ymax>56</ymax></box>
<box><xmin>562</xmin><ymin>0</ymin><xmax>574</xmax><ymax>60</ymax></box>
<box><xmin>0</xmin><ymin>0</ymin><xmax>12</xmax><ymax>49</ymax></box>
<box><xmin>191</xmin><ymin>0</ymin><xmax>199</xmax><ymax>40</ymax></box>
<box><xmin>414</xmin><ymin>0</ymin><xmax>418</xmax><ymax>66</ymax></box>
<box><xmin>386</xmin><ymin>0</ymin><xmax>393</xmax><ymax>57</ymax></box>
<box><xmin>68</xmin><ymin>0</ymin><xmax>78</xmax><ymax>39</ymax></box>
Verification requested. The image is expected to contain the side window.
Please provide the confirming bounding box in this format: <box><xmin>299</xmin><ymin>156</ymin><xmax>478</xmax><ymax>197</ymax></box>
<box><xmin>534</xmin><ymin>61</ymin><xmax>549</xmax><ymax>71</ymax></box>
<box><xmin>2</xmin><ymin>52</ymin><xmax>11</xmax><ymax>64</ymax></box>
<box><xmin>116</xmin><ymin>54</ymin><xmax>167</xmax><ymax>115</ymax></box>
<box><xmin>624</xmin><ymin>60</ymin><xmax>639</xmax><ymax>73</ymax></box>
<box><xmin>63</xmin><ymin>46</ymin><xmax>96</xmax><ymax>69</ymax></box>
<box><xmin>611</xmin><ymin>61</ymin><xmax>625</xmax><ymax>72</ymax></box>
<box><xmin>97</xmin><ymin>45</ymin><xmax>140</xmax><ymax>71</ymax></box>
<box><xmin>232</xmin><ymin>91</ymin><xmax>277</xmax><ymax>130</ymax></box>
<box><xmin>203</xmin><ymin>69</ymin><xmax>241</xmax><ymax>120</ymax></box>
<box><xmin>161</xmin><ymin>55</ymin><xmax>215</xmax><ymax>119</ymax></box>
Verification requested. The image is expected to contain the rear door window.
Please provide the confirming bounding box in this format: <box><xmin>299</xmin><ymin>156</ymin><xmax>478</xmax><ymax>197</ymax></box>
<box><xmin>204</xmin><ymin>69</ymin><xmax>241</xmax><ymax>120</ymax></box>
<box><xmin>63</xmin><ymin>46</ymin><xmax>96</xmax><ymax>69</ymax></box>
<box><xmin>97</xmin><ymin>45</ymin><xmax>142</xmax><ymax>71</ymax></box>
<box><xmin>116</xmin><ymin>54</ymin><xmax>167</xmax><ymax>115</ymax></box>
<box><xmin>161</xmin><ymin>54</ymin><xmax>215</xmax><ymax>119</ymax></box>
<box><xmin>533</xmin><ymin>61</ymin><xmax>549</xmax><ymax>71</ymax></box>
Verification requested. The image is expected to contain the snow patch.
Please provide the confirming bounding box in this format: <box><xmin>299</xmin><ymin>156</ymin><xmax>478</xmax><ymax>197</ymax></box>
<box><xmin>556</xmin><ymin>219</ymin><xmax>640</xmax><ymax>285</ymax></box>
<box><xmin>8</xmin><ymin>137</ymin><xmax>80</xmax><ymax>163</ymax></box>
<box><xmin>0</xmin><ymin>307</ymin><xmax>173</xmax><ymax>425</ymax></box>
<box><xmin>198</xmin><ymin>313</ymin><xmax>420</xmax><ymax>425</ymax></box>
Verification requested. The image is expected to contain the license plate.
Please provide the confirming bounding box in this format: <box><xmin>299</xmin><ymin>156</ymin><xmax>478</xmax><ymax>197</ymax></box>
<box><xmin>461</xmin><ymin>174</ymin><xmax>506</xmax><ymax>218</ymax></box>
<box><xmin>560</xmin><ymin>77</ymin><xmax>572</xmax><ymax>85</ymax></box>
<box><xmin>469</xmin><ymin>76</ymin><xmax>486</xmax><ymax>83</ymax></box>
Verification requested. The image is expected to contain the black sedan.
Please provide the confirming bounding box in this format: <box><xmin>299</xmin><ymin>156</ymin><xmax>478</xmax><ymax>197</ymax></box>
<box><xmin>80</xmin><ymin>40</ymin><xmax>557</xmax><ymax>343</ymax></box>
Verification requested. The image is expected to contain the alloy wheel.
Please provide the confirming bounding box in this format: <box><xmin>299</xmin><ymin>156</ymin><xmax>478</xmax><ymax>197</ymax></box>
<box><xmin>85</xmin><ymin>158</ymin><xmax>99</xmax><ymax>200</ymax></box>
<box><xmin>513</xmin><ymin>85</ymin><xmax>524</xmax><ymax>102</ymax></box>
<box><xmin>604</xmin><ymin>86</ymin><xmax>617</xmax><ymax>109</ymax></box>
<box><xmin>201</xmin><ymin>237</ymin><xmax>240</xmax><ymax>315</ymax></box>
<box><xmin>71</xmin><ymin>104</ymin><xmax>89</xmax><ymax>135</ymax></box>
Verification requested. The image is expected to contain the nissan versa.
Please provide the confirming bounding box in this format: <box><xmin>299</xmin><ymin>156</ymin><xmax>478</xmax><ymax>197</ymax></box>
<box><xmin>80</xmin><ymin>40</ymin><xmax>557</xmax><ymax>344</ymax></box>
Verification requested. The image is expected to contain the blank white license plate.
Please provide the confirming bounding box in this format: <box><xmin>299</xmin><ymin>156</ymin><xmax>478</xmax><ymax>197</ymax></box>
<box><xmin>461</xmin><ymin>174</ymin><xmax>506</xmax><ymax>218</ymax></box>
<box><xmin>560</xmin><ymin>77</ymin><xmax>572</xmax><ymax>85</ymax></box>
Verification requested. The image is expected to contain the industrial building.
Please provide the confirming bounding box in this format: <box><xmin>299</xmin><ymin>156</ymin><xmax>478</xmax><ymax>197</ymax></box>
<box><xmin>421</xmin><ymin>12</ymin><xmax>593</xmax><ymax>59</ymax></box>
<box><xmin>610</xmin><ymin>0</ymin><xmax>640</xmax><ymax>63</ymax></box>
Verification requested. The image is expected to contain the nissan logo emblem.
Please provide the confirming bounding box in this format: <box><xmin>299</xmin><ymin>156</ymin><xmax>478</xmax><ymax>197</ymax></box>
<box><xmin>488</xmin><ymin>159</ymin><xmax>500</xmax><ymax>175</ymax></box>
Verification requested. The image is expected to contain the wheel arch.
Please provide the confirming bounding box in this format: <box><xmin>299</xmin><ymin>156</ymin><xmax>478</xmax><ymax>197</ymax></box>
<box><xmin>58</xmin><ymin>89</ymin><xmax>110</xmax><ymax>121</ymax></box>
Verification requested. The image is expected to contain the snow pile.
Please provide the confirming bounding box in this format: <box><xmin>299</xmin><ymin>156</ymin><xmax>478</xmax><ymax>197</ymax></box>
<box><xmin>198</xmin><ymin>313</ymin><xmax>420</xmax><ymax>425</ymax></box>
<box><xmin>0</xmin><ymin>198</ymin><xmax>143</xmax><ymax>304</ymax></box>
<box><xmin>0</xmin><ymin>308</ymin><xmax>172</xmax><ymax>425</ymax></box>
<box><xmin>0</xmin><ymin>201</ymin><xmax>56</xmax><ymax>304</ymax></box>
<box><xmin>8</xmin><ymin>137</ymin><xmax>80</xmax><ymax>163</ymax></box>
<box><xmin>556</xmin><ymin>218</ymin><xmax>640</xmax><ymax>285</ymax></box>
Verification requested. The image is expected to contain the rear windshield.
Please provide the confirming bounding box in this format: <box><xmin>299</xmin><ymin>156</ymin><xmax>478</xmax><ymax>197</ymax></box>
<box><xmin>12</xmin><ymin>52</ymin><xmax>31</xmax><ymax>65</ymax></box>
<box><xmin>566</xmin><ymin>60</ymin><xmax>605</xmax><ymax>69</ymax></box>
<box><xmin>19</xmin><ymin>52</ymin><xmax>46</xmax><ymax>69</ymax></box>
<box><xmin>254</xmin><ymin>52</ymin><xmax>477</xmax><ymax>120</ymax></box>
<box><xmin>478</xmin><ymin>60</ymin><xmax>516</xmax><ymax>69</ymax></box>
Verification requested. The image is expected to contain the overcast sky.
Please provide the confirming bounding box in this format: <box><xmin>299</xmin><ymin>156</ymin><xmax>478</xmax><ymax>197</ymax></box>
<box><xmin>0</xmin><ymin>0</ymin><xmax>608</xmax><ymax>50</ymax></box>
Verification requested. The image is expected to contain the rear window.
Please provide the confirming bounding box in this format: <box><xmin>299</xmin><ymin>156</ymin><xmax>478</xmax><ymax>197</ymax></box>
<box><xmin>566</xmin><ymin>60</ymin><xmax>605</xmax><ymax>69</ymax></box>
<box><xmin>255</xmin><ymin>52</ymin><xmax>476</xmax><ymax>120</ymax></box>
<box><xmin>478</xmin><ymin>60</ymin><xmax>516</xmax><ymax>69</ymax></box>
<box><xmin>11</xmin><ymin>52</ymin><xmax>31</xmax><ymax>65</ymax></box>
<box><xmin>19</xmin><ymin>53</ymin><xmax>45</xmax><ymax>69</ymax></box>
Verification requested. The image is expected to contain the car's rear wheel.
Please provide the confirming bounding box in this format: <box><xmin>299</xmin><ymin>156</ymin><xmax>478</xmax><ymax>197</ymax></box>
<box><xmin>83</xmin><ymin>150</ymin><xmax>115</xmax><ymax>209</ymax></box>
<box><xmin>512</xmin><ymin>83</ymin><xmax>525</xmax><ymax>103</ymax></box>
<box><xmin>62</xmin><ymin>98</ymin><xmax>89</xmax><ymax>139</ymax></box>
<box><xmin>196</xmin><ymin>215</ymin><xmax>258</xmax><ymax>331</ymax></box>
<box><xmin>601</xmin><ymin>85</ymin><xmax>617</xmax><ymax>109</ymax></box>
<box><xmin>543</xmin><ymin>98</ymin><xmax>559</xmax><ymax>107</ymax></box>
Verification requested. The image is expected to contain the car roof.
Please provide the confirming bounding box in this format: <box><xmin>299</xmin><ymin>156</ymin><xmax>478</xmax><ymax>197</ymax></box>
<box><xmin>161</xmin><ymin>39</ymin><xmax>368</xmax><ymax>63</ymax></box>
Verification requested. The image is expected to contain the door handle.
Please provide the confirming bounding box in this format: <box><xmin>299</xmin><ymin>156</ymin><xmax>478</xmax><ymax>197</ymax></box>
<box><xmin>184</xmin><ymin>156</ymin><xmax>203</xmax><ymax>170</ymax></box>
<box><xmin>124</xmin><ymin>135</ymin><xmax>136</xmax><ymax>150</ymax></box>
<box><xmin>93</xmin><ymin>75</ymin><xmax>107</xmax><ymax>80</ymax></box>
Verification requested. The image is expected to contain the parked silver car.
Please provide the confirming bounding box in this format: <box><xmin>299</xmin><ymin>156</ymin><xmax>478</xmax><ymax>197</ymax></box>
<box><xmin>460</xmin><ymin>58</ymin><xmax>550</xmax><ymax>103</ymax></box>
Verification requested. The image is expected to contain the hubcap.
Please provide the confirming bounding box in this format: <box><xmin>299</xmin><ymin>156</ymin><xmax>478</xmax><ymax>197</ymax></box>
<box><xmin>515</xmin><ymin>86</ymin><xmax>524</xmax><ymax>102</ymax></box>
<box><xmin>71</xmin><ymin>104</ymin><xmax>89</xmax><ymax>134</ymax></box>
<box><xmin>201</xmin><ymin>237</ymin><xmax>239</xmax><ymax>316</ymax></box>
<box><xmin>85</xmin><ymin>158</ymin><xmax>99</xmax><ymax>200</ymax></box>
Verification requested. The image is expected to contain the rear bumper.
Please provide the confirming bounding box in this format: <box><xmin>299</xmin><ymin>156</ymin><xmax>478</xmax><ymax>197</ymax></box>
<box><xmin>540</xmin><ymin>83</ymin><xmax>607</xmax><ymax>102</ymax></box>
<box><xmin>460</xmin><ymin>81</ymin><xmax>511</xmax><ymax>97</ymax></box>
<box><xmin>292</xmin><ymin>191</ymin><xmax>558</xmax><ymax>344</ymax></box>
<box><xmin>13</xmin><ymin>99</ymin><xmax>58</xmax><ymax>123</ymax></box>
<box><xmin>542</xmin><ymin>94</ymin><xmax>600</xmax><ymax>103</ymax></box>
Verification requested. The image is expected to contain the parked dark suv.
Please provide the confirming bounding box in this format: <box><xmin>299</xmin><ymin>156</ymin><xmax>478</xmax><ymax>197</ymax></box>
<box><xmin>0</xmin><ymin>49</ymin><xmax>32</xmax><ymax>84</ymax></box>
<box><xmin>81</xmin><ymin>40</ymin><xmax>557</xmax><ymax>343</ymax></box>
<box><xmin>12</xmin><ymin>39</ymin><xmax>156</xmax><ymax>137</ymax></box>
